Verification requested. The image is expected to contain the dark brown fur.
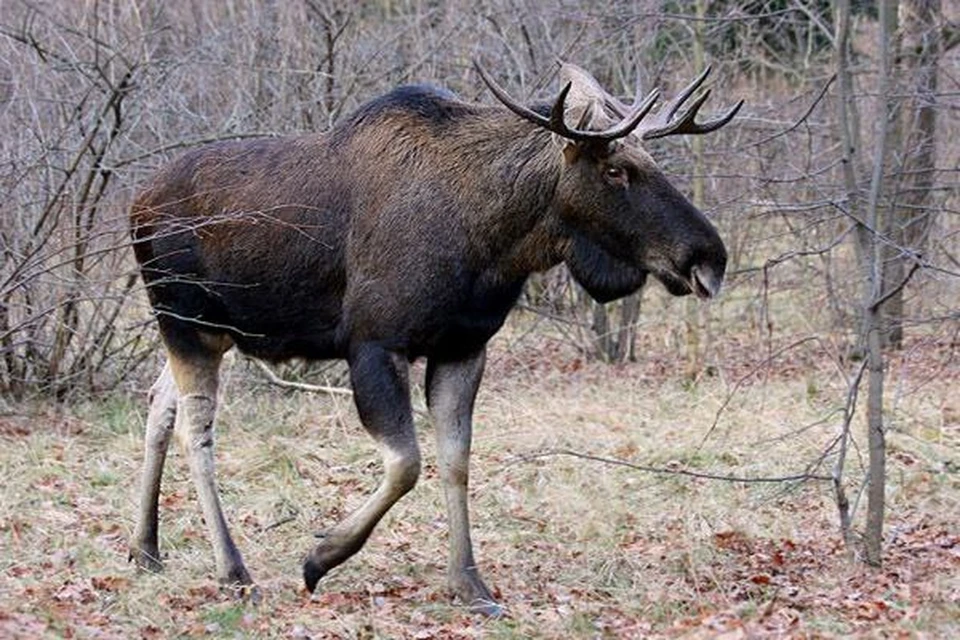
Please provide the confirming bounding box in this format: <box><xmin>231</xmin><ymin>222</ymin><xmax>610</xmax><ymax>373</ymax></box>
<box><xmin>132</xmin><ymin>85</ymin><xmax>724</xmax><ymax>364</ymax></box>
<box><xmin>129</xmin><ymin>80</ymin><xmax>729</xmax><ymax>611</ymax></box>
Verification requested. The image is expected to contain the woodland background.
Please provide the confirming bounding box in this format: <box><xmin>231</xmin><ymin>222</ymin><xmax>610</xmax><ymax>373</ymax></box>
<box><xmin>1</xmin><ymin>1</ymin><xmax>958</xmax><ymax>638</ymax></box>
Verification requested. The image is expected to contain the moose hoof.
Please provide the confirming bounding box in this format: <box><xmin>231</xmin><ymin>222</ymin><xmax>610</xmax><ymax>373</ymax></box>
<box><xmin>451</xmin><ymin>575</ymin><xmax>503</xmax><ymax>617</ymax></box>
<box><xmin>218</xmin><ymin>564</ymin><xmax>254</xmax><ymax>587</ymax></box>
<box><xmin>129</xmin><ymin>545</ymin><xmax>164</xmax><ymax>573</ymax></box>
<box><xmin>220</xmin><ymin>581</ymin><xmax>262</xmax><ymax>604</ymax></box>
<box><xmin>467</xmin><ymin>598</ymin><xmax>505</xmax><ymax>618</ymax></box>
<box><xmin>217</xmin><ymin>564</ymin><xmax>258</xmax><ymax>603</ymax></box>
<box><xmin>303</xmin><ymin>556</ymin><xmax>329</xmax><ymax>593</ymax></box>
<box><xmin>303</xmin><ymin>533</ymin><xmax>361</xmax><ymax>593</ymax></box>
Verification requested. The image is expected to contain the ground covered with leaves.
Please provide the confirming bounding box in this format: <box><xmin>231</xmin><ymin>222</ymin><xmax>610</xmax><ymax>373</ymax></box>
<box><xmin>1</xmin><ymin>328</ymin><xmax>957</xmax><ymax>638</ymax></box>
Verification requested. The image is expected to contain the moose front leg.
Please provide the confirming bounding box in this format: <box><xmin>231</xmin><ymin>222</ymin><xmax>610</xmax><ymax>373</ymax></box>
<box><xmin>426</xmin><ymin>349</ymin><xmax>501</xmax><ymax>616</ymax></box>
<box><xmin>303</xmin><ymin>343</ymin><xmax>421</xmax><ymax>592</ymax></box>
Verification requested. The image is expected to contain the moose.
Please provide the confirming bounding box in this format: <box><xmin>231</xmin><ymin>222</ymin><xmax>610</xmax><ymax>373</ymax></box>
<box><xmin>128</xmin><ymin>60</ymin><xmax>740</xmax><ymax>615</ymax></box>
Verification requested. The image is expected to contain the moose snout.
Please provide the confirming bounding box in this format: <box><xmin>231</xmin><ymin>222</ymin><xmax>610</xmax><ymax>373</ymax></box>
<box><xmin>690</xmin><ymin>262</ymin><xmax>724</xmax><ymax>299</ymax></box>
<box><xmin>642</xmin><ymin>176</ymin><xmax>728</xmax><ymax>300</ymax></box>
<box><xmin>680</xmin><ymin>238</ymin><xmax>727</xmax><ymax>300</ymax></box>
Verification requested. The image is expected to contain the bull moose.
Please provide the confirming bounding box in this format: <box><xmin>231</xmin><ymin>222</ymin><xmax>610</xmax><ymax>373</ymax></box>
<box><xmin>128</xmin><ymin>60</ymin><xmax>741</xmax><ymax>615</ymax></box>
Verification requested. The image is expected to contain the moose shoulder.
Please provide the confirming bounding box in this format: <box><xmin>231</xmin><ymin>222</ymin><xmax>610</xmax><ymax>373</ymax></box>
<box><xmin>129</xmin><ymin>61</ymin><xmax>740</xmax><ymax>615</ymax></box>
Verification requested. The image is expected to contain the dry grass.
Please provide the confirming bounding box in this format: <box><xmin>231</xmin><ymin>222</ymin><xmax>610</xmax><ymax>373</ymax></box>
<box><xmin>1</xmin><ymin>307</ymin><xmax>958</xmax><ymax>638</ymax></box>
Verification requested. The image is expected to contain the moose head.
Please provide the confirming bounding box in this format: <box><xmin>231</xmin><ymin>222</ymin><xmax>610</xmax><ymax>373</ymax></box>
<box><xmin>476</xmin><ymin>61</ymin><xmax>740</xmax><ymax>304</ymax></box>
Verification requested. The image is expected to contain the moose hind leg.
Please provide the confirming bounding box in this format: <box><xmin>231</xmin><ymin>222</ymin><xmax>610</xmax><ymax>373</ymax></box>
<box><xmin>130</xmin><ymin>360</ymin><xmax>178</xmax><ymax>572</ymax></box>
<box><xmin>303</xmin><ymin>344</ymin><xmax>421</xmax><ymax>592</ymax></box>
<box><xmin>426</xmin><ymin>350</ymin><xmax>501</xmax><ymax>616</ymax></box>
<box><xmin>169</xmin><ymin>349</ymin><xmax>253</xmax><ymax>589</ymax></box>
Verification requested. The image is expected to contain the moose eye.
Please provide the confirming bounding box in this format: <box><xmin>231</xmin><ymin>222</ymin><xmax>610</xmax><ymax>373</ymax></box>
<box><xmin>603</xmin><ymin>165</ymin><xmax>628</xmax><ymax>186</ymax></box>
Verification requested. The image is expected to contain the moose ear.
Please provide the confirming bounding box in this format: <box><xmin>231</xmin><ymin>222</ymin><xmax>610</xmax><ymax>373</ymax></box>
<box><xmin>559</xmin><ymin>63</ymin><xmax>608</xmax><ymax>106</ymax></box>
<box><xmin>558</xmin><ymin>102</ymin><xmax>597</xmax><ymax>164</ymax></box>
<box><xmin>561</xmin><ymin>141</ymin><xmax>581</xmax><ymax>164</ymax></box>
<box><xmin>560</xmin><ymin>79</ymin><xmax>605</xmax><ymax>130</ymax></box>
<box><xmin>555</xmin><ymin>62</ymin><xmax>615</xmax><ymax>158</ymax></box>
<box><xmin>553</xmin><ymin>62</ymin><xmax>621</xmax><ymax>162</ymax></box>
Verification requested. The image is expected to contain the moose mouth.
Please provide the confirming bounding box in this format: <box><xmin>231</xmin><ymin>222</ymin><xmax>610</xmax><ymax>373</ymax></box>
<box><xmin>656</xmin><ymin>264</ymin><xmax>723</xmax><ymax>300</ymax></box>
<box><xmin>690</xmin><ymin>264</ymin><xmax>723</xmax><ymax>299</ymax></box>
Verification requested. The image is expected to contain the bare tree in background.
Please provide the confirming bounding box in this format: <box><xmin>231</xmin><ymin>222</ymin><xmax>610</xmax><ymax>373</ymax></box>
<box><xmin>0</xmin><ymin>3</ymin><xmax>151</xmax><ymax>397</ymax></box>
<box><xmin>881</xmin><ymin>0</ymin><xmax>945</xmax><ymax>349</ymax></box>
<box><xmin>832</xmin><ymin>0</ymin><xmax>935</xmax><ymax>566</ymax></box>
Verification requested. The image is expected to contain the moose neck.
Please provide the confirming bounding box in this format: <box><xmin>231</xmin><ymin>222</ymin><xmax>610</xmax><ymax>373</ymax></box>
<box><xmin>447</xmin><ymin>112</ymin><xmax>567</xmax><ymax>282</ymax></box>
<box><xmin>339</xmin><ymin>94</ymin><xmax>569</xmax><ymax>287</ymax></box>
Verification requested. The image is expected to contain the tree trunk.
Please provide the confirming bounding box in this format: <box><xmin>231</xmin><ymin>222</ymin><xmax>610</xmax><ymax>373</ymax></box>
<box><xmin>833</xmin><ymin>0</ymin><xmax>895</xmax><ymax>566</ymax></box>
<box><xmin>863</xmin><ymin>299</ymin><xmax>886</xmax><ymax>566</ymax></box>
<box><xmin>881</xmin><ymin>0</ymin><xmax>942</xmax><ymax>349</ymax></box>
<box><xmin>682</xmin><ymin>0</ymin><xmax>708</xmax><ymax>379</ymax></box>
<box><xmin>833</xmin><ymin>0</ymin><xmax>861</xmax><ymax>552</ymax></box>
<box><xmin>253</xmin><ymin>0</ymin><xmax>280</xmax><ymax>119</ymax></box>
<box><xmin>590</xmin><ymin>293</ymin><xmax>642</xmax><ymax>364</ymax></box>
<box><xmin>862</xmin><ymin>0</ymin><xmax>900</xmax><ymax>566</ymax></box>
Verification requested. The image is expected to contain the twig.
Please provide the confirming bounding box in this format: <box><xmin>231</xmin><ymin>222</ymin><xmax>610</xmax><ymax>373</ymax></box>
<box><xmin>251</xmin><ymin>358</ymin><xmax>353</xmax><ymax>396</ymax></box>
<box><xmin>869</xmin><ymin>261</ymin><xmax>923</xmax><ymax>312</ymax></box>
<box><xmin>735</xmin><ymin>74</ymin><xmax>836</xmax><ymax>151</ymax></box>
<box><xmin>114</xmin><ymin>133</ymin><xmax>279</xmax><ymax>168</ymax></box>
<box><xmin>834</xmin><ymin>359</ymin><xmax>868</xmax><ymax>553</ymax></box>
<box><xmin>262</xmin><ymin>515</ymin><xmax>297</xmax><ymax>532</ymax></box>
<box><xmin>729</xmin><ymin>224</ymin><xmax>853</xmax><ymax>277</ymax></box>
<box><xmin>508</xmin><ymin>448</ymin><xmax>832</xmax><ymax>484</ymax></box>
<box><xmin>701</xmin><ymin>336</ymin><xmax>821</xmax><ymax>447</ymax></box>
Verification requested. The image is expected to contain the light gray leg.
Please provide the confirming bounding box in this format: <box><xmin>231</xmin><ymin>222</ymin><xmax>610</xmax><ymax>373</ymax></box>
<box><xmin>130</xmin><ymin>361</ymin><xmax>178</xmax><ymax>572</ymax></box>
<box><xmin>426</xmin><ymin>349</ymin><xmax>501</xmax><ymax>616</ymax></box>
<box><xmin>304</xmin><ymin>344</ymin><xmax>421</xmax><ymax>591</ymax></box>
<box><xmin>169</xmin><ymin>353</ymin><xmax>253</xmax><ymax>589</ymax></box>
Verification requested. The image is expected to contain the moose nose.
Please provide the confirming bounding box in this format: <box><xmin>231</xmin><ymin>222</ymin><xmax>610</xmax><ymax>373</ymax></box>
<box><xmin>690</xmin><ymin>263</ymin><xmax>723</xmax><ymax>299</ymax></box>
<box><xmin>683</xmin><ymin>236</ymin><xmax>726</xmax><ymax>299</ymax></box>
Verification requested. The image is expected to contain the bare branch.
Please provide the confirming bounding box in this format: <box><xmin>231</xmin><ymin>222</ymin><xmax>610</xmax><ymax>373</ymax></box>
<box><xmin>249</xmin><ymin>358</ymin><xmax>353</xmax><ymax>396</ymax></box>
<box><xmin>508</xmin><ymin>448</ymin><xmax>832</xmax><ymax>484</ymax></box>
<box><xmin>869</xmin><ymin>261</ymin><xmax>923</xmax><ymax>313</ymax></box>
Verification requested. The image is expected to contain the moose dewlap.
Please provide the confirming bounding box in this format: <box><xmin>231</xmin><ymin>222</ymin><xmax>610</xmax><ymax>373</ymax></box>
<box><xmin>128</xmin><ymin>60</ymin><xmax>740</xmax><ymax>615</ymax></box>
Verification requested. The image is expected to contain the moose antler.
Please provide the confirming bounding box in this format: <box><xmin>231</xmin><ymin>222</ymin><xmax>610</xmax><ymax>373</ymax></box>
<box><xmin>628</xmin><ymin>66</ymin><xmax>744</xmax><ymax>140</ymax></box>
<box><xmin>473</xmin><ymin>60</ymin><xmax>659</xmax><ymax>144</ymax></box>
<box><xmin>475</xmin><ymin>60</ymin><xmax>742</xmax><ymax>143</ymax></box>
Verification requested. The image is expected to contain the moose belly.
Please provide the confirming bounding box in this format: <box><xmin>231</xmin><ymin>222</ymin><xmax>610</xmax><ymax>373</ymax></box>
<box><xmin>408</xmin><ymin>277</ymin><xmax>525</xmax><ymax>361</ymax></box>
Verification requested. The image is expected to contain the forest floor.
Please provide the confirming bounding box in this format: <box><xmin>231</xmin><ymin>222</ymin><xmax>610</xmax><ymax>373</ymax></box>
<box><xmin>1</xmin><ymin>322</ymin><xmax>958</xmax><ymax>638</ymax></box>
